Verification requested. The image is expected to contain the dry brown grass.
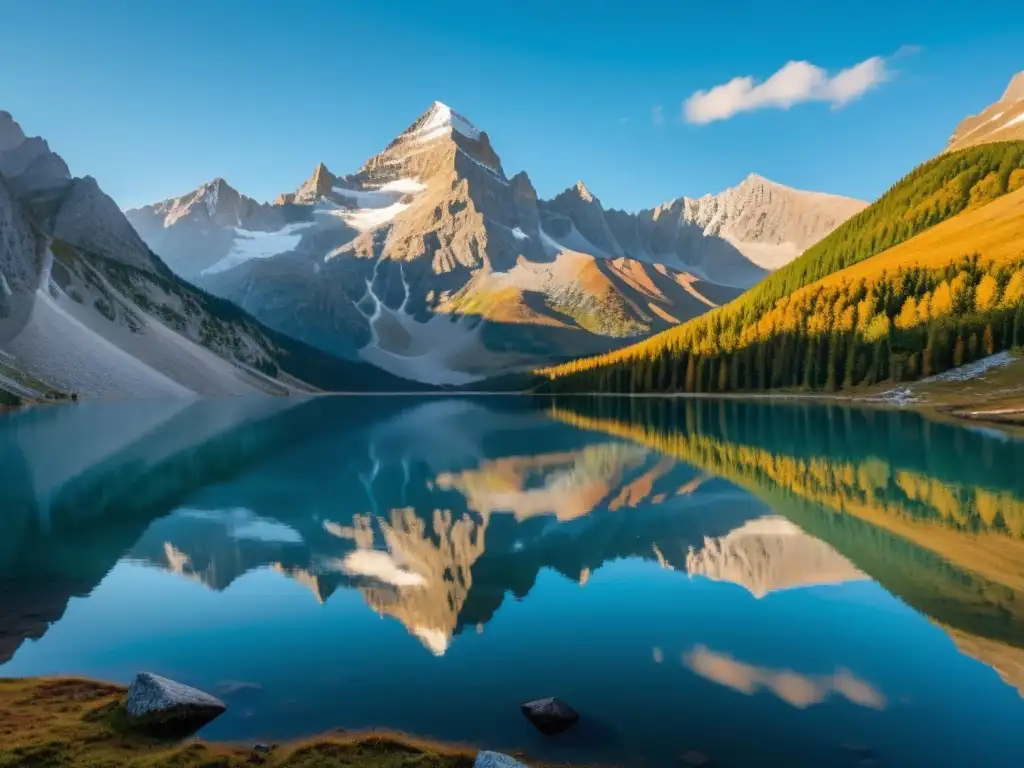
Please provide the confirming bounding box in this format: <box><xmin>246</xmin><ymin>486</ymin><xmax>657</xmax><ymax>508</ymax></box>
<box><xmin>0</xmin><ymin>677</ymin><xmax>574</xmax><ymax>768</ymax></box>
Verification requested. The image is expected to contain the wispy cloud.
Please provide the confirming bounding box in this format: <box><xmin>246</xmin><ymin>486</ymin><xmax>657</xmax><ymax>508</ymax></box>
<box><xmin>683</xmin><ymin>55</ymin><xmax>893</xmax><ymax>125</ymax></box>
<box><xmin>652</xmin><ymin>104</ymin><xmax>665</xmax><ymax>127</ymax></box>
<box><xmin>893</xmin><ymin>44</ymin><xmax>922</xmax><ymax>59</ymax></box>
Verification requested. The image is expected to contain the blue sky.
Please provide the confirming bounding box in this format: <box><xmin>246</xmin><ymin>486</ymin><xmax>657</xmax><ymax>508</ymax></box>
<box><xmin>1</xmin><ymin>0</ymin><xmax>1022</xmax><ymax>211</ymax></box>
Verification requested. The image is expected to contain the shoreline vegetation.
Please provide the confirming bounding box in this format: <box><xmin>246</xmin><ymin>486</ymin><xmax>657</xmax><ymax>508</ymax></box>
<box><xmin>0</xmin><ymin>677</ymin><xmax>572</xmax><ymax>768</ymax></box>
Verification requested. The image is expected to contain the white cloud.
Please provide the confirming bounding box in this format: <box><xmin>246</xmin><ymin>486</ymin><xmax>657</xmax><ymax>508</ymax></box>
<box><xmin>683</xmin><ymin>55</ymin><xmax>890</xmax><ymax>124</ymax></box>
<box><xmin>652</xmin><ymin>104</ymin><xmax>665</xmax><ymax>127</ymax></box>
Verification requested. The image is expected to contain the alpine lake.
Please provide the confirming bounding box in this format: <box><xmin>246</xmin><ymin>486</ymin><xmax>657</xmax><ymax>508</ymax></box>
<box><xmin>2</xmin><ymin>395</ymin><xmax>1023</xmax><ymax>767</ymax></box>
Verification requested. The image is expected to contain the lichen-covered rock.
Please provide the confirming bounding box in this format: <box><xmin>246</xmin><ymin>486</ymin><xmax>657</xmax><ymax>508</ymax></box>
<box><xmin>474</xmin><ymin>751</ymin><xmax>529</xmax><ymax>768</ymax></box>
<box><xmin>519</xmin><ymin>696</ymin><xmax>579</xmax><ymax>736</ymax></box>
<box><xmin>125</xmin><ymin>672</ymin><xmax>226</xmax><ymax>727</ymax></box>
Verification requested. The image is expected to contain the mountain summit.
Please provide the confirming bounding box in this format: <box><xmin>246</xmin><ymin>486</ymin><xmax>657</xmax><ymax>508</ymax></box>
<box><xmin>946</xmin><ymin>70</ymin><xmax>1024</xmax><ymax>152</ymax></box>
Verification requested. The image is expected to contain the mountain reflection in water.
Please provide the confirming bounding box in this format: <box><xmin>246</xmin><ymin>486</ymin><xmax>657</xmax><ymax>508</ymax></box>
<box><xmin>1</xmin><ymin>395</ymin><xmax>1024</xmax><ymax>767</ymax></box>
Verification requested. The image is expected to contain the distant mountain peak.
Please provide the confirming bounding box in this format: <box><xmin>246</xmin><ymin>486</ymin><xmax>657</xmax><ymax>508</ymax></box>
<box><xmin>1002</xmin><ymin>71</ymin><xmax>1024</xmax><ymax>103</ymax></box>
<box><xmin>946</xmin><ymin>70</ymin><xmax>1024</xmax><ymax>153</ymax></box>
<box><xmin>281</xmin><ymin>161</ymin><xmax>338</xmax><ymax>205</ymax></box>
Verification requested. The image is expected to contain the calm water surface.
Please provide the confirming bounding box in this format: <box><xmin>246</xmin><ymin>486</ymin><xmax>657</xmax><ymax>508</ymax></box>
<box><xmin>2</xmin><ymin>395</ymin><xmax>1024</xmax><ymax>767</ymax></box>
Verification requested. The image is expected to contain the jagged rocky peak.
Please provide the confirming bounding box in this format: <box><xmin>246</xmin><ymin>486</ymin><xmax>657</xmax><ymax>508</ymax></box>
<box><xmin>277</xmin><ymin>101</ymin><xmax>506</xmax><ymax>208</ymax></box>
<box><xmin>0</xmin><ymin>111</ymin><xmax>27</xmax><ymax>151</ymax></box>
<box><xmin>543</xmin><ymin>177</ymin><xmax>625</xmax><ymax>257</ymax></box>
<box><xmin>0</xmin><ymin>110</ymin><xmax>72</xmax><ymax>195</ymax></box>
<box><xmin>276</xmin><ymin>162</ymin><xmax>339</xmax><ymax>205</ymax></box>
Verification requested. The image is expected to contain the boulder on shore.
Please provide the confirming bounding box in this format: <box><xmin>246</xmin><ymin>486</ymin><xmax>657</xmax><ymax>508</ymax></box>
<box><xmin>125</xmin><ymin>672</ymin><xmax>226</xmax><ymax>731</ymax></box>
<box><xmin>519</xmin><ymin>697</ymin><xmax>579</xmax><ymax>736</ymax></box>
<box><xmin>474</xmin><ymin>751</ymin><xmax>529</xmax><ymax>768</ymax></box>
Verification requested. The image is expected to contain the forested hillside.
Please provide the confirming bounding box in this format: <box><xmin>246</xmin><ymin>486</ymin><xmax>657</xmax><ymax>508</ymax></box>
<box><xmin>540</xmin><ymin>142</ymin><xmax>1024</xmax><ymax>394</ymax></box>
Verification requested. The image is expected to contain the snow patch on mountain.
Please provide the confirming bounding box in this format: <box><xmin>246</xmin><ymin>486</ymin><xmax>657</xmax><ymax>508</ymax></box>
<box><xmin>540</xmin><ymin>221</ymin><xmax>610</xmax><ymax>259</ymax></box>
<box><xmin>331</xmin><ymin>177</ymin><xmax>426</xmax><ymax>208</ymax></box>
<box><xmin>202</xmin><ymin>221</ymin><xmax>316</xmax><ymax>275</ymax></box>
<box><xmin>414</xmin><ymin>101</ymin><xmax>482</xmax><ymax>142</ymax></box>
<box><xmin>320</xmin><ymin>201</ymin><xmax>412</xmax><ymax>234</ymax></box>
<box><xmin>538</xmin><ymin>226</ymin><xmax>566</xmax><ymax>257</ymax></box>
<box><xmin>354</xmin><ymin>262</ymin><xmax>487</xmax><ymax>385</ymax></box>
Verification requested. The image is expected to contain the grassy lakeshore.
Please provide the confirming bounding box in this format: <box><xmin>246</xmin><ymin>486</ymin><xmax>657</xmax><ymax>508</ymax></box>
<box><xmin>0</xmin><ymin>677</ymin><xmax>565</xmax><ymax>768</ymax></box>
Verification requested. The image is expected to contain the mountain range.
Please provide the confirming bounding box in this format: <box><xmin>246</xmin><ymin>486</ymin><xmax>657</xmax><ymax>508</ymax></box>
<box><xmin>125</xmin><ymin>102</ymin><xmax>865</xmax><ymax>385</ymax></box>
<box><xmin>0</xmin><ymin>111</ymin><xmax>420</xmax><ymax>399</ymax></box>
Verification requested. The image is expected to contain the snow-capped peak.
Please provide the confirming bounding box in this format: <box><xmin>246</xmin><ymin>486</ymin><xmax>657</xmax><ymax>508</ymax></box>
<box><xmin>412</xmin><ymin>101</ymin><xmax>483</xmax><ymax>143</ymax></box>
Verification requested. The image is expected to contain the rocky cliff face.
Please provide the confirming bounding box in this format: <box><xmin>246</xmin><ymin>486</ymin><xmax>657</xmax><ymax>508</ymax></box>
<box><xmin>0</xmin><ymin>174</ymin><xmax>43</xmax><ymax>346</ymax></box>
<box><xmin>128</xmin><ymin>101</ymin><xmax>864</xmax><ymax>385</ymax></box>
<box><xmin>946</xmin><ymin>70</ymin><xmax>1024</xmax><ymax>152</ymax></box>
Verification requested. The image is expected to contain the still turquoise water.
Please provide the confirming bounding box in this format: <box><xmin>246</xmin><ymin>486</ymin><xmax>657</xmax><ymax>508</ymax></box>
<box><xmin>2</xmin><ymin>395</ymin><xmax>1024</xmax><ymax>767</ymax></box>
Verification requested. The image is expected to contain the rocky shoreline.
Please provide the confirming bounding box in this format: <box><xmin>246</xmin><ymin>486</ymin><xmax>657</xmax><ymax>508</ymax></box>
<box><xmin>0</xmin><ymin>675</ymin><xmax>592</xmax><ymax>768</ymax></box>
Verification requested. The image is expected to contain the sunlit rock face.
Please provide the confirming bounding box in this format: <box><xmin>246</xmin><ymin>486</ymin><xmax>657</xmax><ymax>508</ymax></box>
<box><xmin>945</xmin><ymin>71</ymin><xmax>1024</xmax><ymax>153</ymax></box>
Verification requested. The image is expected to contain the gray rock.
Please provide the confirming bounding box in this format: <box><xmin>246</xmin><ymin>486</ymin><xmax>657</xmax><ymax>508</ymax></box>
<box><xmin>53</xmin><ymin>177</ymin><xmax>159</xmax><ymax>273</ymax></box>
<box><xmin>0</xmin><ymin>111</ymin><xmax>27</xmax><ymax>153</ymax></box>
<box><xmin>125</xmin><ymin>672</ymin><xmax>226</xmax><ymax>726</ymax></box>
<box><xmin>252</xmin><ymin>744</ymin><xmax>273</xmax><ymax>753</ymax></box>
<box><xmin>519</xmin><ymin>696</ymin><xmax>579</xmax><ymax>736</ymax></box>
<box><xmin>474</xmin><ymin>752</ymin><xmax>528</xmax><ymax>768</ymax></box>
